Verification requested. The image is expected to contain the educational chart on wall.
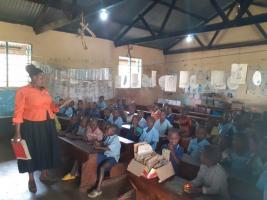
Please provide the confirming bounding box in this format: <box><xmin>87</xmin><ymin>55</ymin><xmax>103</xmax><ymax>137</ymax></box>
<box><xmin>0</xmin><ymin>89</ymin><xmax>16</xmax><ymax>117</ymax></box>
<box><xmin>179</xmin><ymin>71</ymin><xmax>190</xmax><ymax>88</ymax></box>
<box><xmin>164</xmin><ymin>75</ymin><xmax>177</xmax><ymax>92</ymax></box>
<box><xmin>231</xmin><ymin>64</ymin><xmax>248</xmax><ymax>84</ymax></box>
<box><xmin>247</xmin><ymin>69</ymin><xmax>267</xmax><ymax>96</ymax></box>
<box><xmin>211</xmin><ymin>70</ymin><xmax>226</xmax><ymax>90</ymax></box>
<box><xmin>34</xmin><ymin>62</ymin><xmax>114</xmax><ymax>102</ymax></box>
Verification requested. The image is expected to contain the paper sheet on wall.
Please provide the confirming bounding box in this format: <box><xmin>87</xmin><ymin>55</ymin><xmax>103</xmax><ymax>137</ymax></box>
<box><xmin>131</xmin><ymin>73</ymin><xmax>139</xmax><ymax>88</ymax></box>
<box><xmin>142</xmin><ymin>74</ymin><xmax>152</xmax><ymax>88</ymax></box>
<box><xmin>211</xmin><ymin>70</ymin><xmax>226</xmax><ymax>90</ymax></box>
<box><xmin>115</xmin><ymin>75</ymin><xmax>122</xmax><ymax>88</ymax></box>
<box><xmin>231</xmin><ymin>64</ymin><xmax>248</xmax><ymax>84</ymax></box>
<box><xmin>179</xmin><ymin>71</ymin><xmax>189</xmax><ymax>88</ymax></box>
<box><xmin>158</xmin><ymin>76</ymin><xmax>166</xmax><ymax>90</ymax></box>
<box><xmin>189</xmin><ymin>75</ymin><xmax>198</xmax><ymax>89</ymax></box>
<box><xmin>151</xmin><ymin>71</ymin><xmax>157</xmax><ymax>87</ymax></box>
<box><xmin>165</xmin><ymin>75</ymin><xmax>177</xmax><ymax>92</ymax></box>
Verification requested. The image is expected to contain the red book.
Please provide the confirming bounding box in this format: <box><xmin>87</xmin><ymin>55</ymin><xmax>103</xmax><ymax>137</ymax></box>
<box><xmin>11</xmin><ymin>139</ymin><xmax>31</xmax><ymax>160</ymax></box>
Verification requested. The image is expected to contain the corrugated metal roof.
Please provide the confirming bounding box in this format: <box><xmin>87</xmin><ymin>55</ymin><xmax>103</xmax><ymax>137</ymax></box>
<box><xmin>0</xmin><ymin>0</ymin><xmax>265</xmax><ymax>52</ymax></box>
<box><xmin>0</xmin><ymin>0</ymin><xmax>59</xmax><ymax>25</ymax></box>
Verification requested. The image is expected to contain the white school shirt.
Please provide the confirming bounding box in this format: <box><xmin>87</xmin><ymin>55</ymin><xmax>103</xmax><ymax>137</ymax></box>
<box><xmin>138</xmin><ymin>117</ymin><xmax>147</xmax><ymax>129</ymax></box>
<box><xmin>191</xmin><ymin>164</ymin><xmax>230</xmax><ymax>200</ymax></box>
<box><xmin>104</xmin><ymin>135</ymin><xmax>121</xmax><ymax>162</ymax></box>
<box><xmin>154</xmin><ymin>119</ymin><xmax>173</xmax><ymax>136</ymax></box>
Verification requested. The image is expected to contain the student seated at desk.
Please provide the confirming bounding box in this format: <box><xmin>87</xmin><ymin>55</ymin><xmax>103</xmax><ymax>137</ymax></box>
<box><xmin>62</xmin><ymin>116</ymin><xmax>91</xmax><ymax>181</ymax></box>
<box><xmin>187</xmin><ymin>126</ymin><xmax>210</xmax><ymax>162</ymax></box>
<box><xmin>96</xmin><ymin>96</ymin><xmax>107</xmax><ymax>111</ymax></box>
<box><xmin>125</xmin><ymin>104</ymin><xmax>136</xmax><ymax>123</ymax></box>
<box><xmin>86</xmin><ymin>118</ymin><xmax>103</xmax><ymax>141</ymax></box>
<box><xmin>178</xmin><ymin>111</ymin><xmax>192</xmax><ymax>137</ymax></box>
<box><xmin>126</xmin><ymin>115</ymin><xmax>143</xmax><ymax>142</ymax></box>
<box><xmin>137</xmin><ymin>110</ymin><xmax>147</xmax><ymax>129</ymax></box>
<box><xmin>88</xmin><ymin>124</ymin><xmax>121</xmax><ymax>198</ymax></box>
<box><xmin>109</xmin><ymin>109</ymin><xmax>123</xmax><ymax>129</ymax></box>
<box><xmin>103</xmin><ymin>108</ymin><xmax>113</xmax><ymax>122</ymax></box>
<box><xmin>154</xmin><ymin>111</ymin><xmax>173</xmax><ymax>137</ymax></box>
<box><xmin>60</xmin><ymin>115</ymin><xmax>88</xmax><ymax>140</ymax></box>
<box><xmin>185</xmin><ymin>145</ymin><xmax>230</xmax><ymax>200</ymax></box>
<box><xmin>150</xmin><ymin>104</ymin><xmax>161</xmax><ymax>121</ymax></box>
<box><xmin>218</xmin><ymin>112</ymin><xmax>236</xmax><ymax>137</ymax></box>
<box><xmin>139</xmin><ymin>117</ymin><xmax>159</xmax><ymax>150</ymax></box>
<box><xmin>226</xmin><ymin>133</ymin><xmax>250</xmax><ymax>177</ymax></box>
<box><xmin>76</xmin><ymin>100</ymin><xmax>85</xmax><ymax>117</ymax></box>
<box><xmin>166</xmin><ymin>106</ymin><xmax>174</xmax><ymax>124</ymax></box>
<box><xmin>64</xmin><ymin>100</ymin><xmax>76</xmax><ymax>118</ymax></box>
<box><xmin>112</xmin><ymin>98</ymin><xmax>126</xmax><ymax>110</ymax></box>
<box><xmin>162</xmin><ymin>128</ymin><xmax>184</xmax><ymax>175</ymax></box>
<box><xmin>85</xmin><ymin>102</ymin><xmax>101</xmax><ymax>119</ymax></box>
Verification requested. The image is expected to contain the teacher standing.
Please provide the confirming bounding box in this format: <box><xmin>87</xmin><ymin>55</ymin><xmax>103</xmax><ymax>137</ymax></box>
<box><xmin>12</xmin><ymin>64</ymin><xmax>67</xmax><ymax>193</ymax></box>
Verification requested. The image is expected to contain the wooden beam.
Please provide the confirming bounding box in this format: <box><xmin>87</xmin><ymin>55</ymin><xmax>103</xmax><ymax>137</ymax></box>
<box><xmin>246</xmin><ymin>10</ymin><xmax>267</xmax><ymax>39</ymax></box>
<box><xmin>159</xmin><ymin>0</ymin><xmax>176</xmax><ymax>33</ymax></box>
<box><xmin>114</xmin><ymin>1</ymin><xmax>157</xmax><ymax>42</ymax></box>
<box><xmin>140</xmin><ymin>16</ymin><xmax>155</xmax><ymax>37</ymax></box>
<box><xmin>194</xmin><ymin>35</ymin><xmax>204</xmax><ymax>47</ymax></box>
<box><xmin>208</xmin><ymin>3</ymin><xmax>235</xmax><ymax>47</ymax></box>
<box><xmin>163</xmin><ymin>1</ymin><xmax>236</xmax><ymax>51</ymax></box>
<box><xmin>164</xmin><ymin>39</ymin><xmax>267</xmax><ymax>54</ymax></box>
<box><xmin>210</xmin><ymin>0</ymin><xmax>229</xmax><ymax>22</ymax></box>
<box><xmin>115</xmin><ymin>13</ymin><xmax>267</xmax><ymax>46</ymax></box>
<box><xmin>236</xmin><ymin>0</ymin><xmax>253</xmax><ymax>19</ymax></box>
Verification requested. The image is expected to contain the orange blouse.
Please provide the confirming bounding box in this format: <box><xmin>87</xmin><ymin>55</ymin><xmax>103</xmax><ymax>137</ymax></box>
<box><xmin>13</xmin><ymin>85</ymin><xmax>59</xmax><ymax>124</ymax></box>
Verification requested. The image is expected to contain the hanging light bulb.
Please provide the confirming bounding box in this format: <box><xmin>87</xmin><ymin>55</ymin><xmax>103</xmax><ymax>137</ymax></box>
<box><xmin>186</xmin><ymin>34</ymin><xmax>193</xmax><ymax>43</ymax></box>
<box><xmin>99</xmin><ymin>9</ymin><xmax>108</xmax><ymax>21</ymax></box>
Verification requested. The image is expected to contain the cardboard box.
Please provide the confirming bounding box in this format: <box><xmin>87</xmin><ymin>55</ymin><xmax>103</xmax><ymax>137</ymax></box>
<box><xmin>127</xmin><ymin>143</ymin><xmax>175</xmax><ymax>183</ymax></box>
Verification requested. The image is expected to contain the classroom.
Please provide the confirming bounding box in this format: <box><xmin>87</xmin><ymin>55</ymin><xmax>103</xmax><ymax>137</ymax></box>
<box><xmin>0</xmin><ymin>0</ymin><xmax>267</xmax><ymax>200</ymax></box>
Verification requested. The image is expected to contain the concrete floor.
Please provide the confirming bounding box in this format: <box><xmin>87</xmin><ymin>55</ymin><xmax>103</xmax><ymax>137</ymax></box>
<box><xmin>0</xmin><ymin>136</ymin><xmax>131</xmax><ymax>200</ymax></box>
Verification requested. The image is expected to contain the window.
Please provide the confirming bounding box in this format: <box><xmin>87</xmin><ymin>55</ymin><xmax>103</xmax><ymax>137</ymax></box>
<box><xmin>118</xmin><ymin>56</ymin><xmax>142</xmax><ymax>88</ymax></box>
<box><xmin>0</xmin><ymin>41</ymin><xmax>31</xmax><ymax>87</ymax></box>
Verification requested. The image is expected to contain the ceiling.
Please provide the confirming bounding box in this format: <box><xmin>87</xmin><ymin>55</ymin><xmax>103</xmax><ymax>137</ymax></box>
<box><xmin>0</xmin><ymin>0</ymin><xmax>267</xmax><ymax>54</ymax></box>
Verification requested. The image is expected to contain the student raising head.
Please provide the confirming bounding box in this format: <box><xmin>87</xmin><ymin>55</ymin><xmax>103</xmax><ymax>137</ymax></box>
<box><xmin>137</xmin><ymin>110</ymin><xmax>147</xmax><ymax>129</ymax></box>
<box><xmin>86</xmin><ymin>118</ymin><xmax>103</xmax><ymax>142</ymax></box>
<box><xmin>187</xmin><ymin>126</ymin><xmax>210</xmax><ymax>162</ymax></box>
<box><xmin>109</xmin><ymin>109</ymin><xmax>123</xmax><ymax>129</ymax></box>
<box><xmin>162</xmin><ymin>128</ymin><xmax>184</xmax><ymax>175</ymax></box>
<box><xmin>154</xmin><ymin>111</ymin><xmax>173</xmax><ymax>137</ymax></box>
<box><xmin>139</xmin><ymin>116</ymin><xmax>159</xmax><ymax>150</ymax></box>
<box><xmin>187</xmin><ymin>145</ymin><xmax>230</xmax><ymax>200</ymax></box>
<box><xmin>88</xmin><ymin>124</ymin><xmax>121</xmax><ymax>198</ymax></box>
<box><xmin>126</xmin><ymin>115</ymin><xmax>143</xmax><ymax>142</ymax></box>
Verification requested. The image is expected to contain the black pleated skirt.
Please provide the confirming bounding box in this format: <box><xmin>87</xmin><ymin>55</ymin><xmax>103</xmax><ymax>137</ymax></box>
<box><xmin>18</xmin><ymin>118</ymin><xmax>59</xmax><ymax>173</ymax></box>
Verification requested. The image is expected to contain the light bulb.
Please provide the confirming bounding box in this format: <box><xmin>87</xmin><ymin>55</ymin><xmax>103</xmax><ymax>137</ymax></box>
<box><xmin>186</xmin><ymin>34</ymin><xmax>193</xmax><ymax>43</ymax></box>
<box><xmin>99</xmin><ymin>9</ymin><xmax>108</xmax><ymax>21</ymax></box>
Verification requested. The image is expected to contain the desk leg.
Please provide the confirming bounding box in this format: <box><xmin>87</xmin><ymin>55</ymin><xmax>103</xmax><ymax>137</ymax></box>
<box><xmin>79</xmin><ymin>154</ymin><xmax>97</xmax><ymax>193</ymax></box>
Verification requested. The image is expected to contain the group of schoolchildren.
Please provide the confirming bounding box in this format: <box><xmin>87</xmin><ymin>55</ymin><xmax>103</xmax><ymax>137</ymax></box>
<box><xmin>58</xmin><ymin>96</ymin><xmax>267</xmax><ymax>199</ymax></box>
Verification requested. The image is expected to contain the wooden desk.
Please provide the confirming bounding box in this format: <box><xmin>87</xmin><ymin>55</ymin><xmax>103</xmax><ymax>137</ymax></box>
<box><xmin>128</xmin><ymin>174</ymin><xmax>220</xmax><ymax>200</ymax></box>
<box><xmin>128</xmin><ymin>173</ymin><xmax>188</xmax><ymax>200</ymax></box>
<box><xmin>58</xmin><ymin>136</ymin><xmax>97</xmax><ymax>192</ymax></box>
<box><xmin>119</xmin><ymin>136</ymin><xmax>134</xmax><ymax>164</ymax></box>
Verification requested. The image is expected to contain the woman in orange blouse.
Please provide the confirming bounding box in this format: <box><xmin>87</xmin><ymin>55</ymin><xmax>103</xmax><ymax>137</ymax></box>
<box><xmin>12</xmin><ymin>64</ymin><xmax>68</xmax><ymax>193</ymax></box>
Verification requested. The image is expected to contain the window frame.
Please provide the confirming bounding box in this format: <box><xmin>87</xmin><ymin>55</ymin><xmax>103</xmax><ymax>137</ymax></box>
<box><xmin>0</xmin><ymin>41</ymin><xmax>32</xmax><ymax>88</ymax></box>
<box><xmin>118</xmin><ymin>56</ymin><xmax>142</xmax><ymax>89</ymax></box>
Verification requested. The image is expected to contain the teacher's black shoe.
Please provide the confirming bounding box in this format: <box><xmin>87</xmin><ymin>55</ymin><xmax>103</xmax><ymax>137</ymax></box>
<box><xmin>28</xmin><ymin>180</ymin><xmax>37</xmax><ymax>193</ymax></box>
